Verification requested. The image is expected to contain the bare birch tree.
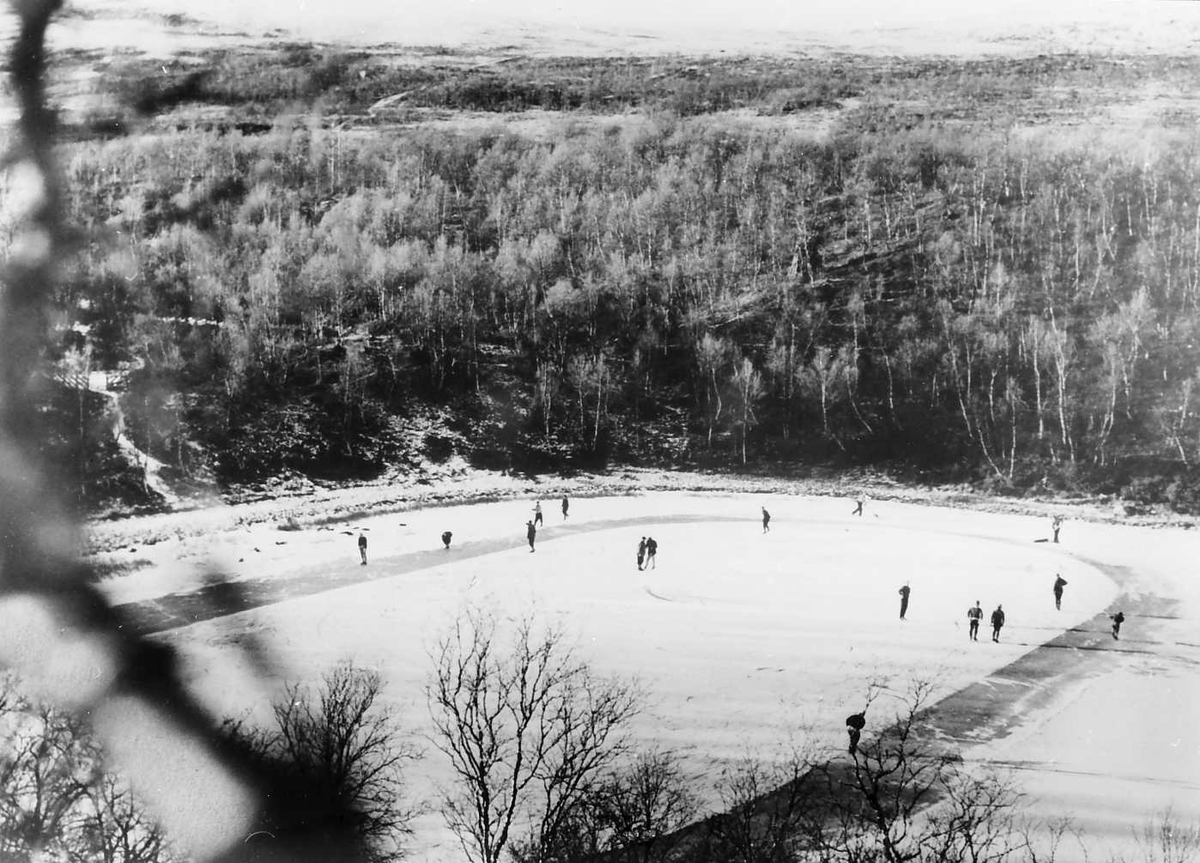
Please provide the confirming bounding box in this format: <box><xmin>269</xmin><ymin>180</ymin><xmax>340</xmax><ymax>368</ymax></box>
<box><xmin>428</xmin><ymin>606</ymin><xmax>641</xmax><ymax>863</ymax></box>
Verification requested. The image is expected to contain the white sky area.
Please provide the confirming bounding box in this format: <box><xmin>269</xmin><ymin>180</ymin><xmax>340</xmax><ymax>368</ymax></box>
<box><xmin>260</xmin><ymin>0</ymin><xmax>1182</xmax><ymax>38</ymax></box>
<box><xmin>4</xmin><ymin>0</ymin><xmax>1197</xmax><ymax>56</ymax></box>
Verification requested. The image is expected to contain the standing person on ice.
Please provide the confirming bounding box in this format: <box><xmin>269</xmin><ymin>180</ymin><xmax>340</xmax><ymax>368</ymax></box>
<box><xmin>357</xmin><ymin>532</ymin><xmax>368</xmax><ymax>566</ymax></box>
<box><xmin>442</xmin><ymin>531</ymin><xmax>453</xmax><ymax>550</ymax></box>
<box><xmin>526</xmin><ymin>520</ymin><xmax>537</xmax><ymax>553</ymax></box>
<box><xmin>990</xmin><ymin>604</ymin><xmax>1006</xmax><ymax>642</ymax></box>
<box><xmin>562</xmin><ymin>496</ymin><xmax>569</xmax><ymax>520</ymax></box>
<box><xmin>967</xmin><ymin>601</ymin><xmax>983</xmax><ymax>641</ymax></box>
<box><xmin>761</xmin><ymin>507</ymin><xmax>771</xmax><ymax>533</ymax></box>
<box><xmin>1052</xmin><ymin>515</ymin><xmax>1063</xmax><ymax>543</ymax></box>
<box><xmin>533</xmin><ymin>500</ymin><xmax>543</xmax><ymax>527</ymax></box>
<box><xmin>1053</xmin><ymin>573</ymin><xmax>1068</xmax><ymax>610</ymax></box>
<box><xmin>1110</xmin><ymin>611</ymin><xmax>1125</xmax><ymax>640</ymax></box>
<box><xmin>645</xmin><ymin>536</ymin><xmax>658</xmax><ymax>570</ymax></box>
<box><xmin>898</xmin><ymin>582</ymin><xmax>911</xmax><ymax>620</ymax></box>
<box><xmin>845</xmin><ymin>711</ymin><xmax>866</xmax><ymax>756</ymax></box>
<box><xmin>637</xmin><ymin>537</ymin><xmax>647</xmax><ymax>571</ymax></box>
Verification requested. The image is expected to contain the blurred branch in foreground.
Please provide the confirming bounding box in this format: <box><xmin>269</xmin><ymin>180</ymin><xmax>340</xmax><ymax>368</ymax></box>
<box><xmin>0</xmin><ymin>2</ymin><xmax>373</xmax><ymax>860</ymax></box>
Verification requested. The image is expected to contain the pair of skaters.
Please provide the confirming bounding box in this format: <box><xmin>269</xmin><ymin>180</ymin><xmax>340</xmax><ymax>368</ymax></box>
<box><xmin>525</xmin><ymin>497</ymin><xmax>571</xmax><ymax>552</ymax></box>
<box><xmin>762</xmin><ymin>495</ymin><xmax>867</xmax><ymax>530</ymax></box>
<box><xmin>965</xmin><ymin>601</ymin><xmax>1007</xmax><ymax>642</ymax></box>
<box><xmin>1043</xmin><ymin>572</ymin><xmax>1127</xmax><ymax>640</ymax></box>
<box><xmin>636</xmin><ymin>536</ymin><xmax>658</xmax><ymax>570</ymax></box>
<box><xmin>525</xmin><ymin>500</ymin><xmax>545</xmax><ymax>553</ymax></box>
<box><xmin>363</xmin><ymin>529</ymin><xmax>456</xmax><ymax>557</ymax></box>
<box><xmin>530</xmin><ymin>497</ymin><xmax>571</xmax><ymax>528</ymax></box>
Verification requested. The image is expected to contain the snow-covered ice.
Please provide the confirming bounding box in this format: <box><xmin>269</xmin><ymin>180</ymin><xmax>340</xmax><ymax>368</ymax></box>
<box><xmin>87</xmin><ymin>489</ymin><xmax>1200</xmax><ymax>862</ymax></box>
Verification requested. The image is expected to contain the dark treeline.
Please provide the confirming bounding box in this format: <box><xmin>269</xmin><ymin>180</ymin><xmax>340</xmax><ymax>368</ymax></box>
<box><xmin>83</xmin><ymin>47</ymin><xmax>1198</xmax><ymax>122</ymax></box>
<box><xmin>45</xmin><ymin>55</ymin><xmax>1200</xmax><ymax>509</ymax></box>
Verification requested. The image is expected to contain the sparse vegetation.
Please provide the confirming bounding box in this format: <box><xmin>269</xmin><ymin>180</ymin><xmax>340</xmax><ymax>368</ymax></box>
<box><xmin>699</xmin><ymin>748</ymin><xmax>816</xmax><ymax>863</ymax></box>
<box><xmin>807</xmin><ymin>681</ymin><xmax>1037</xmax><ymax>863</ymax></box>
<box><xmin>0</xmin><ymin>675</ymin><xmax>179</xmax><ymax>862</ymax></box>
<box><xmin>510</xmin><ymin>747</ymin><xmax>700</xmax><ymax>863</ymax></box>
<box><xmin>1116</xmin><ymin>809</ymin><xmax>1200</xmax><ymax>863</ymax></box>
<box><xmin>428</xmin><ymin>606</ymin><xmax>642</xmax><ymax>863</ymax></box>
<box><xmin>222</xmin><ymin>663</ymin><xmax>421</xmax><ymax>862</ymax></box>
<box><xmin>31</xmin><ymin>45</ymin><xmax>1200</xmax><ymax>512</ymax></box>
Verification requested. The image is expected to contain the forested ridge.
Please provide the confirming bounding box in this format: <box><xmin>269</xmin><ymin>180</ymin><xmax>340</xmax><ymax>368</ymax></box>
<box><xmin>32</xmin><ymin>47</ymin><xmax>1200</xmax><ymax>510</ymax></box>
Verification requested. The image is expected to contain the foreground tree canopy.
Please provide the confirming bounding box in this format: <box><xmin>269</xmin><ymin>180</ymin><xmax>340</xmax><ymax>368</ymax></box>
<box><xmin>32</xmin><ymin>49</ymin><xmax>1200</xmax><ymax>508</ymax></box>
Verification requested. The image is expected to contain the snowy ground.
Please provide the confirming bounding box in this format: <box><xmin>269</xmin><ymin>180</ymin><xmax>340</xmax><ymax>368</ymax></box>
<box><xmin>88</xmin><ymin>481</ymin><xmax>1200</xmax><ymax>862</ymax></box>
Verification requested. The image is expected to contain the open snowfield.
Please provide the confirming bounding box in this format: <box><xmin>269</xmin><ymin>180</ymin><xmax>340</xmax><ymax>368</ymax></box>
<box><xmin>90</xmin><ymin>486</ymin><xmax>1200</xmax><ymax>862</ymax></box>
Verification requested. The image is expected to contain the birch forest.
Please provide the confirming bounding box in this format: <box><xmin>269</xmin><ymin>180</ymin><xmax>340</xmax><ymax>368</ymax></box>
<box><xmin>33</xmin><ymin>48</ymin><xmax>1200</xmax><ymax>510</ymax></box>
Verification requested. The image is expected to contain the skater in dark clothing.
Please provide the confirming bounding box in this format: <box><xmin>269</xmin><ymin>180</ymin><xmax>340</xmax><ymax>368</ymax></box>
<box><xmin>1053</xmin><ymin>574</ymin><xmax>1068</xmax><ymax>610</ymax></box>
<box><xmin>846</xmin><ymin>711</ymin><xmax>866</xmax><ymax>756</ymax></box>
<box><xmin>1110</xmin><ymin>611</ymin><xmax>1125</xmax><ymax>640</ymax></box>
<box><xmin>990</xmin><ymin>604</ymin><xmax>1005</xmax><ymax>642</ymax></box>
<box><xmin>645</xmin><ymin>537</ymin><xmax>658</xmax><ymax>570</ymax></box>
<box><xmin>526</xmin><ymin>520</ymin><xmax>537</xmax><ymax>552</ymax></box>
<box><xmin>562</xmin><ymin>496</ymin><xmax>569</xmax><ymax>520</ymax></box>
<box><xmin>637</xmin><ymin>537</ymin><xmax>647</xmax><ymax>571</ymax></box>
<box><xmin>533</xmin><ymin>501</ymin><xmax>543</xmax><ymax>527</ymax></box>
<box><xmin>762</xmin><ymin>507</ymin><xmax>771</xmax><ymax>533</ymax></box>
<box><xmin>442</xmin><ymin>530</ymin><xmax>453</xmax><ymax>550</ymax></box>
<box><xmin>357</xmin><ymin>532</ymin><xmax>368</xmax><ymax>565</ymax></box>
<box><xmin>1052</xmin><ymin>515</ymin><xmax>1063</xmax><ymax>543</ymax></box>
<box><xmin>898</xmin><ymin>583</ymin><xmax>911</xmax><ymax>620</ymax></box>
<box><xmin>967</xmin><ymin>601</ymin><xmax>983</xmax><ymax>641</ymax></box>
<box><xmin>852</xmin><ymin>496</ymin><xmax>865</xmax><ymax>517</ymax></box>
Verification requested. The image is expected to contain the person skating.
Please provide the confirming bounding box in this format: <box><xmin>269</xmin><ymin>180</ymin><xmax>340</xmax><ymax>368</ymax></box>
<box><xmin>990</xmin><ymin>604</ymin><xmax>1006</xmax><ymax>642</ymax></box>
<box><xmin>526</xmin><ymin>520</ymin><xmax>537</xmax><ymax>552</ymax></box>
<box><xmin>1053</xmin><ymin>573</ymin><xmax>1068</xmax><ymax>610</ymax></box>
<box><xmin>1052</xmin><ymin>515</ymin><xmax>1063</xmax><ymax>543</ymax></box>
<box><xmin>442</xmin><ymin>530</ymin><xmax>453</xmax><ymax>550</ymax></box>
<box><xmin>845</xmin><ymin>711</ymin><xmax>866</xmax><ymax>756</ymax></box>
<box><xmin>645</xmin><ymin>536</ymin><xmax>658</xmax><ymax>570</ymax></box>
<box><xmin>562</xmin><ymin>496</ymin><xmax>569</xmax><ymax>520</ymax></box>
<box><xmin>967</xmin><ymin>601</ymin><xmax>983</xmax><ymax>641</ymax></box>
<box><xmin>898</xmin><ymin>582</ymin><xmax>911</xmax><ymax>620</ymax></box>
<box><xmin>534</xmin><ymin>500</ymin><xmax>543</xmax><ymax>527</ymax></box>
<box><xmin>357</xmin><ymin>532</ymin><xmax>368</xmax><ymax>566</ymax></box>
<box><xmin>637</xmin><ymin>537</ymin><xmax>647</xmax><ymax>571</ymax></box>
<box><xmin>852</xmin><ymin>496</ymin><xmax>865</xmax><ymax>517</ymax></box>
<box><xmin>1110</xmin><ymin>610</ymin><xmax>1125</xmax><ymax>640</ymax></box>
<box><xmin>761</xmin><ymin>507</ymin><xmax>771</xmax><ymax>533</ymax></box>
